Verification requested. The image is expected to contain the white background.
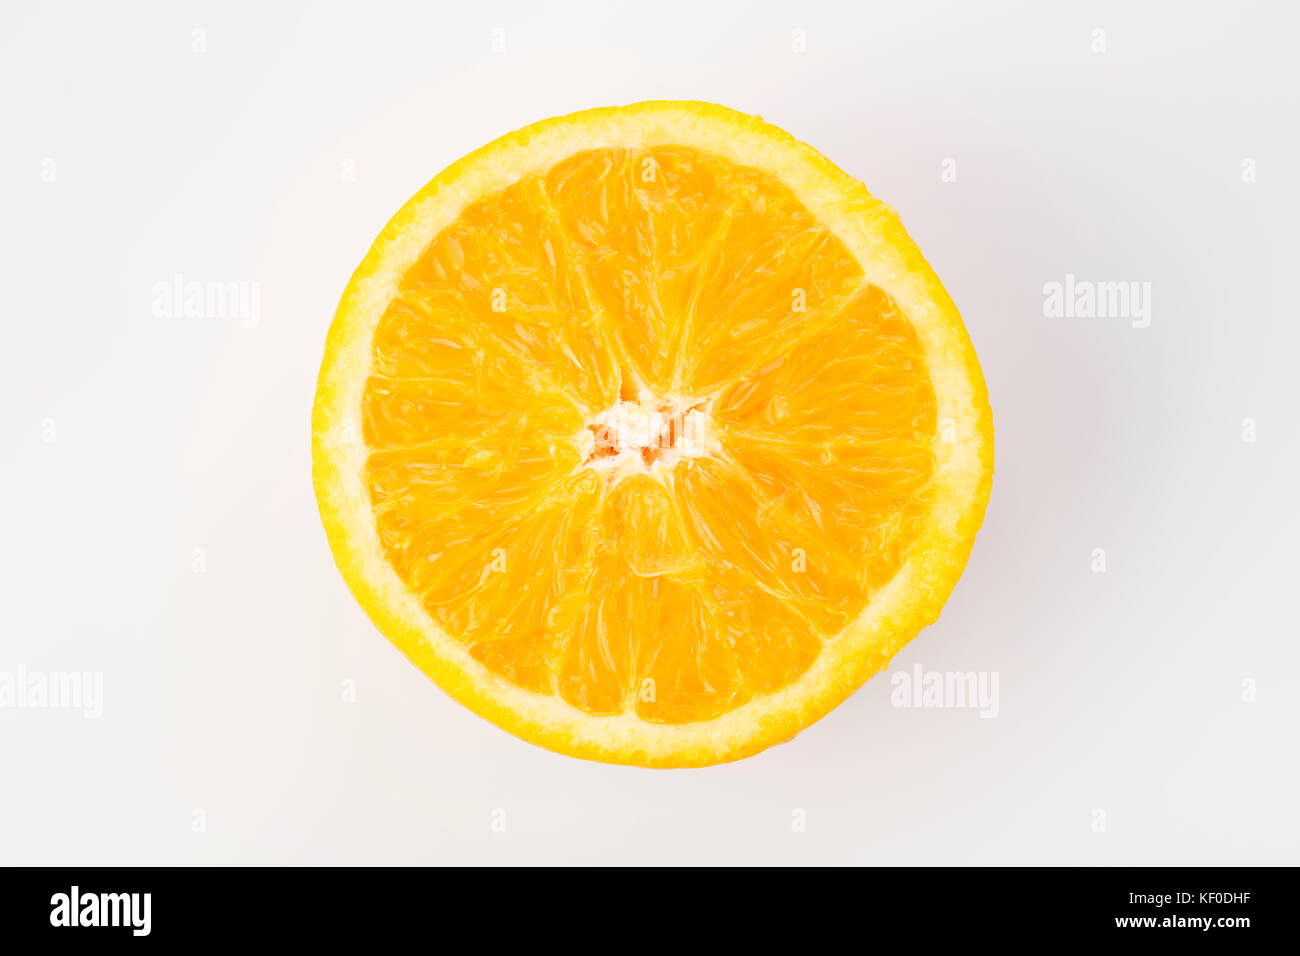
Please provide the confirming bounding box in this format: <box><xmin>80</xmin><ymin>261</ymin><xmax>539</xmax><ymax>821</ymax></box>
<box><xmin>2</xmin><ymin>0</ymin><xmax>1297</xmax><ymax>865</ymax></box>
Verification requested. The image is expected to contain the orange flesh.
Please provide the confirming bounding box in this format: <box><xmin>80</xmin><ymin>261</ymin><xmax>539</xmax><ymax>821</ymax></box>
<box><xmin>362</xmin><ymin>146</ymin><xmax>936</xmax><ymax>723</ymax></box>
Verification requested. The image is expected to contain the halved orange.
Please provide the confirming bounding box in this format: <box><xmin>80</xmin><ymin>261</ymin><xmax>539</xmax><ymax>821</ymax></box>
<box><xmin>312</xmin><ymin>101</ymin><xmax>993</xmax><ymax>767</ymax></box>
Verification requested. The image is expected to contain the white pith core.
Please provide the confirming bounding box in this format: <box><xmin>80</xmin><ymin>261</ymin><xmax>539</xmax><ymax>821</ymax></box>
<box><xmin>578</xmin><ymin>395</ymin><xmax>718</xmax><ymax>479</ymax></box>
